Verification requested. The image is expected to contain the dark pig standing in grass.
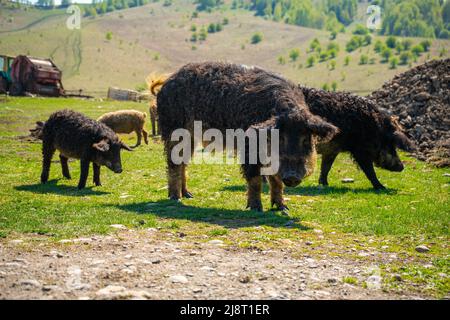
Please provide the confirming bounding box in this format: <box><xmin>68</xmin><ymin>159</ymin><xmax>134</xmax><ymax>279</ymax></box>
<box><xmin>153</xmin><ymin>62</ymin><xmax>338</xmax><ymax>212</ymax></box>
<box><xmin>299</xmin><ymin>86</ymin><xmax>414</xmax><ymax>189</ymax></box>
<box><xmin>30</xmin><ymin>109</ymin><xmax>132</xmax><ymax>189</ymax></box>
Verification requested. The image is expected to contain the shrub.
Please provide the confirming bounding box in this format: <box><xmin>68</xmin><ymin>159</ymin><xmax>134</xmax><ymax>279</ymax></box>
<box><xmin>401</xmin><ymin>39</ymin><xmax>413</xmax><ymax>50</ymax></box>
<box><xmin>251</xmin><ymin>32</ymin><xmax>263</xmax><ymax>44</ymax></box>
<box><xmin>105</xmin><ymin>31</ymin><xmax>113</xmax><ymax>41</ymax></box>
<box><xmin>381</xmin><ymin>47</ymin><xmax>392</xmax><ymax>62</ymax></box>
<box><xmin>390</xmin><ymin>57</ymin><xmax>398</xmax><ymax>69</ymax></box>
<box><xmin>222</xmin><ymin>17</ymin><xmax>229</xmax><ymax>25</ymax></box>
<box><xmin>322</xmin><ymin>83</ymin><xmax>330</xmax><ymax>91</ymax></box>
<box><xmin>289</xmin><ymin>48</ymin><xmax>300</xmax><ymax>61</ymax></box>
<box><xmin>364</xmin><ymin>34</ymin><xmax>372</xmax><ymax>45</ymax></box>
<box><xmin>420</xmin><ymin>40</ymin><xmax>432</xmax><ymax>52</ymax></box>
<box><xmin>277</xmin><ymin>55</ymin><xmax>286</xmax><ymax>65</ymax></box>
<box><xmin>190</xmin><ymin>33</ymin><xmax>197</xmax><ymax>42</ymax></box>
<box><xmin>215</xmin><ymin>23</ymin><xmax>222</xmax><ymax>32</ymax></box>
<box><xmin>374</xmin><ymin>40</ymin><xmax>384</xmax><ymax>53</ymax></box>
<box><xmin>328</xmin><ymin>49</ymin><xmax>337</xmax><ymax>58</ymax></box>
<box><xmin>411</xmin><ymin>44</ymin><xmax>424</xmax><ymax>56</ymax></box>
<box><xmin>309</xmin><ymin>38</ymin><xmax>320</xmax><ymax>52</ymax></box>
<box><xmin>208</xmin><ymin>23</ymin><xmax>216</xmax><ymax>33</ymax></box>
<box><xmin>386</xmin><ymin>36</ymin><xmax>397</xmax><ymax>49</ymax></box>
<box><xmin>359</xmin><ymin>54</ymin><xmax>369</xmax><ymax>65</ymax></box>
<box><xmin>344</xmin><ymin>56</ymin><xmax>350</xmax><ymax>66</ymax></box>
<box><xmin>353</xmin><ymin>24</ymin><xmax>369</xmax><ymax>35</ymax></box>
<box><xmin>307</xmin><ymin>56</ymin><xmax>316</xmax><ymax>67</ymax></box>
<box><xmin>330</xmin><ymin>30</ymin><xmax>337</xmax><ymax>40</ymax></box>
<box><xmin>399</xmin><ymin>52</ymin><xmax>411</xmax><ymax>65</ymax></box>
<box><xmin>329</xmin><ymin>60</ymin><xmax>336</xmax><ymax>70</ymax></box>
<box><xmin>319</xmin><ymin>51</ymin><xmax>329</xmax><ymax>62</ymax></box>
<box><xmin>190</xmin><ymin>24</ymin><xmax>197</xmax><ymax>32</ymax></box>
<box><xmin>331</xmin><ymin>81</ymin><xmax>338</xmax><ymax>92</ymax></box>
<box><xmin>199</xmin><ymin>27</ymin><xmax>207</xmax><ymax>41</ymax></box>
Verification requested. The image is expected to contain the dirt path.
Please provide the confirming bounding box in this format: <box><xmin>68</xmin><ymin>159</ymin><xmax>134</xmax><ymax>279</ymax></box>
<box><xmin>0</xmin><ymin>228</ymin><xmax>427</xmax><ymax>300</ymax></box>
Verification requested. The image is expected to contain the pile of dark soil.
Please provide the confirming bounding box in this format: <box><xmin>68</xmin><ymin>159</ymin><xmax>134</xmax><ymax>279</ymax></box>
<box><xmin>370</xmin><ymin>59</ymin><xmax>450</xmax><ymax>167</ymax></box>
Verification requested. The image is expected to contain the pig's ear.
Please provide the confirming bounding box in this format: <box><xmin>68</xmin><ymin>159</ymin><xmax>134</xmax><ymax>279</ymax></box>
<box><xmin>120</xmin><ymin>142</ymin><xmax>133</xmax><ymax>151</ymax></box>
<box><xmin>92</xmin><ymin>139</ymin><xmax>110</xmax><ymax>152</ymax></box>
<box><xmin>307</xmin><ymin>116</ymin><xmax>339</xmax><ymax>141</ymax></box>
<box><xmin>393</xmin><ymin>131</ymin><xmax>415</xmax><ymax>152</ymax></box>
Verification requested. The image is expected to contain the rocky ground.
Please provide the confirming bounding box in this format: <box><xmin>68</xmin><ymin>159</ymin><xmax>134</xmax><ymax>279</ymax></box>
<box><xmin>0</xmin><ymin>227</ymin><xmax>433</xmax><ymax>300</ymax></box>
<box><xmin>370</xmin><ymin>58</ymin><xmax>450</xmax><ymax>167</ymax></box>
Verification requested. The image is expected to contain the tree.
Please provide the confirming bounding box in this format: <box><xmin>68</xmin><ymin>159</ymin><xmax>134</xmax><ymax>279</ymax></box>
<box><xmin>309</xmin><ymin>38</ymin><xmax>320</xmax><ymax>52</ymax></box>
<box><xmin>330</xmin><ymin>30</ymin><xmax>337</xmax><ymax>40</ymax></box>
<box><xmin>364</xmin><ymin>34</ymin><xmax>372</xmax><ymax>45</ymax></box>
<box><xmin>331</xmin><ymin>81</ymin><xmax>337</xmax><ymax>92</ymax></box>
<box><xmin>374</xmin><ymin>40</ymin><xmax>384</xmax><ymax>53</ymax></box>
<box><xmin>106</xmin><ymin>31</ymin><xmax>113</xmax><ymax>41</ymax></box>
<box><xmin>208</xmin><ymin>23</ymin><xmax>216</xmax><ymax>33</ymax></box>
<box><xmin>199</xmin><ymin>27</ymin><xmax>208</xmax><ymax>41</ymax></box>
<box><xmin>353</xmin><ymin>24</ymin><xmax>369</xmax><ymax>35</ymax></box>
<box><xmin>401</xmin><ymin>39</ymin><xmax>413</xmax><ymax>50</ymax></box>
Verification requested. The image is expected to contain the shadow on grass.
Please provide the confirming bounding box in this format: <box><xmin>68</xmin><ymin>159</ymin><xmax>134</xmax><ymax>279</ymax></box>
<box><xmin>221</xmin><ymin>184</ymin><xmax>397</xmax><ymax>196</ymax></box>
<box><xmin>15</xmin><ymin>179</ymin><xmax>110</xmax><ymax>196</ymax></box>
<box><xmin>113</xmin><ymin>199</ymin><xmax>310</xmax><ymax>230</ymax></box>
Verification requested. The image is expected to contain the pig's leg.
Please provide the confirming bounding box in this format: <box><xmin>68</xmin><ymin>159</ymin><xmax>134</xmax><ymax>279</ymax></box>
<box><xmin>142</xmin><ymin>129</ymin><xmax>149</xmax><ymax>145</ymax></box>
<box><xmin>246</xmin><ymin>175</ymin><xmax>263</xmax><ymax>212</ymax></box>
<box><xmin>59</xmin><ymin>155</ymin><xmax>71</xmax><ymax>179</ymax></box>
<box><xmin>77</xmin><ymin>159</ymin><xmax>90</xmax><ymax>190</ymax></box>
<box><xmin>93</xmin><ymin>163</ymin><xmax>101</xmax><ymax>186</ymax></box>
<box><xmin>40</xmin><ymin>141</ymin><xmax>55</xmax><ymax>184</ymax></box>
<box><xmin>318</xmin><ymin>151</ymin><xmax>338</xmax><ymax>186</ymax></box>
<box><xmin>133</xmin><ymin>130</ymin><xmax>142</xmax><ymax>148</ymax></box>
<box><xmin>268</xmin><ymin>175</ymin><xmax>288</xmax><ymax>212</ymax></box>
<box><xmin>181</xmin><ymin>164</ymin><xmax>193</xmax><ymax>198</ymax></box>
<box><xmin>353</xmin><ymin>153</ymin><xmax>385</xmax><ymax>190</ymax></box>
<box><xmin>168</xmin><ymin>162</ymin><xmax>182</xmax><ymax>201</ymax></box>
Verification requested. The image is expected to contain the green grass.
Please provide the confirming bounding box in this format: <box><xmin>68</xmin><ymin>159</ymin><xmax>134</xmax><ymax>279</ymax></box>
<box><xmin>0</xmin><ymin>96</ymin><xmax>449</xmax><ymax>297</ymax></box>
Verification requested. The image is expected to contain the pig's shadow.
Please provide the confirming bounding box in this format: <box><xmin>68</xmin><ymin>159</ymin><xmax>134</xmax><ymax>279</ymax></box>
<box><xmin>221</xmin><ymin>184</ymin><xmax>397</xmax><ymax>196</ymax></box>
<box><xmin>15</xmin><ymin>179</ymin><xmax>110</xmax><ymax>196</ymax></box>
<box><xmin>112</xmin><ymin>200</ymin><xmax>309</xmax><ymax>230</ymax></box>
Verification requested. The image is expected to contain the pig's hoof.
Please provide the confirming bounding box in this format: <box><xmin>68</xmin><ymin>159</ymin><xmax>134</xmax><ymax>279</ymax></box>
<box><xmin>182</xmin><ymin>191</ymin><xmax>194</xmax><ymax>198</ymax></box>
<box><xmin>169</xmin><ymin>196</ymin><xmax>181</xmax><ymax>203</ymax></box>
<box><xmin>247</xmin><ymin>203</ymin><xmax>263</xmax><ymax>212</ymax></box>
<box><xmin>95</xmin><ymin>182</ymin><xmax>102</xmax><ymax>187</ymax></box>
<box><xmin>374</xmin><ymin>185</ymin><xmax>386</xmax><ymax>190</ymax></box>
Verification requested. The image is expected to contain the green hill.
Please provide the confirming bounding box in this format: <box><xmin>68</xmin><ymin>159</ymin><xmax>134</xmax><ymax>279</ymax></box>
<box><xmin>0</xmin><ymin>0</ymin><xmax>449</xmax><ymax>95</ymax></box>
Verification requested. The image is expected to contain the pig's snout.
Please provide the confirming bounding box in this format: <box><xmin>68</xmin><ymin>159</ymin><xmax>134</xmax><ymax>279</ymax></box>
<box><xmin>113</xmin><ymin>166</ymin><xmax>123</xmax><ymax>174</ymax></box>
<box><xmin>391</xmin><ymin>162</ymin><xmax>404</xmax><ymax>172</ymax></box>
<box><xmin>281</xmin><ymin>173</ymin><xmax>302</xmax><ymax>187</ymax></box>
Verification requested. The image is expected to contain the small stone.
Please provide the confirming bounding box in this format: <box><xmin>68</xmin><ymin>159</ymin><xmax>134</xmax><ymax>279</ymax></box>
<box><xmin>9</xmin><ymin>239</ymin><xmax>23</xmax><ymax>245</ymax></box>
<box><xmin>342</xmin><ymin>178</ymin><xmax>354</xmax><ymax>183</ymax></box>
<box><xmin>193</xmin><ymin>288</ymin><xmax>203</xmax><ymax>293</ymax></box>
<box><xmin>393</xmin><ymin>274</ymin><xmax>403</xmax><ymax>281</ymax></box>
<box><xmin>169</xmin><ymin>275</ymin><xmax>188</xmax><ymax>284</ymax></box>
<box><xmin>327</xmin><ymin>278</ymin><xmax>338</xmax><ymax>285</ymax></box>
<box><xmin>208</xmin><ymin>239</ymin><xmax>224</xmax><ymax>246</ymax></box>
<box><xmin>96</xmin><ymin>285</ymin><xmax>126</xmax><ymax>296</ymax></box>
<box><xmin>58</xmin><ymin>239</ymin><xmax>72</xmax><ymax>244</ymax></box>
<box><xmin>239</xmin><ymin>275</ymin><xmax>251</xmax><ymax>283</ymax></box>
<box><xmin>151</xmin><ymin>259</ymin><xmax>161</xmax><ymax>264</ymax></box>
<box><xmin>305</xmin><ymin>241</ymin><xmax>313</xmax><ymax>246</ymax></box>
<box><xmin>200</xmin><ymin>266</ymin><xmax>215</xmax><ymax>272</ymax></box>
<box><xmin>415</xmin><ymin>245</ymin><xmax>430</xmax><ymax>253</ymax></box>
<box><xmin>110</xmin><ymin>224</ymin><xmax>127</xmax><ymax>230</ymax></box>
<box><xmin>443</xmin><ymin>173</ymin><xmax>450</xmax><ymax>177</ymax></box>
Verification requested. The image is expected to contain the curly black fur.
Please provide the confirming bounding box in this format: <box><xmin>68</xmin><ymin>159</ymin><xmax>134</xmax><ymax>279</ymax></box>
<box><xmin>156</xmin><ymin>62</ymin><xmax>338</xmax><ymax>211</ymax></box>
<box><xmin>300</xmin><ymin>85</ymin><xmax>414</xmax><ymax>189</ymax></box>
<box><xmin>35</xmin><ymin>109</ymin><xmax>131</xmax><ymax>189</ymax></box>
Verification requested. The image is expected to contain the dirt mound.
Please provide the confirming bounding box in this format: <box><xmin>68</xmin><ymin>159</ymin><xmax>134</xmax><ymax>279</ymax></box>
<box><xmin>370</xmin><ymin>59</ymin><xmax>450</xmax><ymax>167</ymax></box>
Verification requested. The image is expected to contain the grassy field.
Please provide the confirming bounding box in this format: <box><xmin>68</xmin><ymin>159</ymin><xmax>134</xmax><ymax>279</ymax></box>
<box><xmin>1</xmin><ymin>1</ymin><xmax>449</xmax><ymax>95</ymax></box>
<box><xmin>0</xmin><ymin>96</ymin><xmax>448</xmax><ymax>297</ymax></box>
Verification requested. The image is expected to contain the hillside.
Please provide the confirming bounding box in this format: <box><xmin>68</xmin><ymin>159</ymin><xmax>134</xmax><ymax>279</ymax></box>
<box><xmin>0</xmin><ymin>0</ymin><xmax>449</xmax><ymax>95</ymax></box>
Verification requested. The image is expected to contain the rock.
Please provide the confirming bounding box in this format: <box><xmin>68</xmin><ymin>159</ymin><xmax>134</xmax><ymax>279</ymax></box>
<box><xmin>443</xmin><ymin>173</ymin><xmax>450</xmax><ymax>177</ymax></box>
<box><xmin>327</xmin><ymin>278</ymin><xmax>338</xmax><ymax>285</ymax></box>
<box><xmin>58</xmin><ymin>239</ymin><xmax>72</xmax><ymax>244</ymax></box>
<box><xmin>193</xmin><ymin>288</ymin><xmax>203</xmax><ymax>293</ymax></box>
<box><xmin>169</xmin><ymin>275</ymin><xmax>188</xmax><ymax>284</ymax></box>
<box><xmin>415</xmin><ymin>245</ymin><xmax>430</xmax><ymax>253</ymax></box>
<box><xmin>20</xmin><ymin>279</ymin><xmax>41</xmax><ymax>288</ymax></box>
<box><xmin>305</xmin><ymin>241</ymin><xmax>313</xmax><ymax>246</ymax></box>
<box><xmin>341</xmin><ymin>178</ymin><xmax>354</xmax><ymax>183</ymax></box>
<box><xmin>96</xmin><ymin>285</ymin><xmax>127</xmax><ymax>296</ymax></box>
<box><xmin>200</xmin><ymin>266</ymin><xmax>215</xmax><ymax>272</ymax></box>
<box><xmin>366</xmin><ymin>275</ymin><xmax>382</xmax><ymax>289</ymax></box>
